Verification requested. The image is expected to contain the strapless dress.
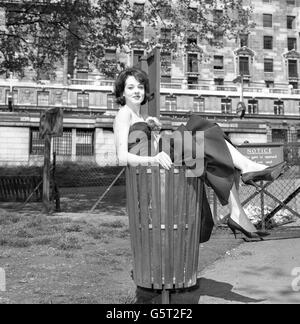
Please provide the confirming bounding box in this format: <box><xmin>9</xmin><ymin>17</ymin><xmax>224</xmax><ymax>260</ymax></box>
<box><xmin>127</xmin><ymin>115</ymin><xmax>240</xmax><ymax>243</ymax></box>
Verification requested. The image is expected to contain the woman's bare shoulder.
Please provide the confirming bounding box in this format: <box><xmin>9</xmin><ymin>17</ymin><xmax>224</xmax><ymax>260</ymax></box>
<box><xmin>115</xmin><ymin>106</ymin><xmax>132</xmax><ymax>121</ymax></box>
<box><xmin>114</xmin><ymin>107</ymin><xmax>132</xmax><ymax>132</ymax></box>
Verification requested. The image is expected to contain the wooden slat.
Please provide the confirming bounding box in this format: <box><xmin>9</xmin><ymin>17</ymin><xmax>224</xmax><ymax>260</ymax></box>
<box><xmin>0</xmin><ymin>176</ymin><xmax>42</xmax><ymax>202</ymax></box>
<box><xmin>147</xmin><ymin>168</ymin><xmax>154</xmax><ymax>286</ymax></box>
<box><xmin>126</xmin><ymin>167</ymin><xmax>136</xmax><ymax>280</ymax></box>
<box><xmin>174</xmin><ymin>167</ymin><xmax>187</xmax><ymax>288</ymax></box>
<box><xmin>185</xmin><ymin>178</ymin><xmax>197</xmax><ymax>287</ymax></box>
<box><xmin>151</xmin><ymin>166</ymin><xmax>162</xmax><ymax>289</ymax></box>
<box><xmin>126</xmin><ymin>166</ymin><xmax>204</xmax><ymax>293</ymax></box>
<box><xmin>192</xmin><ymin>179</ymin><xmax>204</xmax><ymax>283</ymax></box>
<box><xmin>132</xmin><ymin>167</ymin><xmax>143</xmax><ymax>286</ymax></box>
<box><xmin>183</xmin><ymin>177</ymin><xmax>192</xmax><ymax>286</ymax></box>
<box><xmin>164</xmin><ymin>166</ymin><xmax>175</xmax><ymax>289</ymax></box>
<box><xmin>139</xmin><ymin>166</ymin><xmax>152</xmax><ymax>288</ymax></box>
<box><xmin>160</xmin><ymin>169</ymin><xmax>166</xmax><ymax>287</ymax></box>
<box><xmin>126</xmin><ymin>168</ymin><xmax>138</xmax><ymax>284</ymax></box>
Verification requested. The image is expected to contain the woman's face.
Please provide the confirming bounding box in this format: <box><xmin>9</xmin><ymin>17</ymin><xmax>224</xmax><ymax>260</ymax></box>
<box><xmin>123</xmin><ymin>76</ymin><xmax>145</xmax><ymax>107</ymax></box>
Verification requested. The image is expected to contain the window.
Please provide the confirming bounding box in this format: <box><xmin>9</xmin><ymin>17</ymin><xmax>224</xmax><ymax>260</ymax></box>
<box><xmin>53</xmin><ymin>129</ymin><xmax>72</xmax><ymax>156</ymax></box>
<box><xmin>265</xmin><ymin>80</ymin><xmax>274</xmax><ymax>88</ymax></box>
<box><xmin>76</xmin><ymin>129</ymin><xmax>94</xmax><ymax>156</ymax></box>
<box><xmin>264</xmin><ymin>58</ymin><xmax>274</xmax><ymax>72</ymax></box>
<box><xmin>76</xmin><ymin>71</ymin><xmax>88</xmax><ymax>80</ymax></box>
<box><xmin>240</xmin><ymin>34</ymin><xmax>249</xmax><ymax>47</ymax></box>
<box><xmin>105</xmin><ymin>49</ymin><xmax>117</xmax><ymax>60</ymax></box>
<box><xmin>53</xmin><ymin>91</ymin><xmax>64</xmax><ymax>106</ymax></box>
<box><xmin>187</xmin><ymin>76</ymin><xmax>198</xmax><ymax>85</ymax></box>
<box><xmin>193</xmin><ymin>97</ymin><xmax>205</xmax><ymax>112</ymax></box>
<box><xmin>187</xmin><ymin>37</ymin><xmax>197</xmax><ymax>46</ymax></box>
<box><xmin>77</xmin><ymin>92</ymin><xmax>89</xmax><ymax>108</ymax></box>
<box><xmin>214</xmin><ymin>9</ymin><xmax>223</xmax><ymax>22</ymax></box>
<box><xmin>239</xmin><ymin>57</ymin><xmax>250</xmax><ymax>75</ymax></box>
<box><xmin>215</xmin><ymin>78</ymin><xmax>224</xmax><ymax>85</ymax></box>
<box><xmin>133</xmin><ymin>2</ymin><xmax>145</xmax><ymax>20</ymax></box>
<box><xmin>288</xmin><ymin>38</ymin><xmax>297</xmax><ymax>51</ymax></box>
<box><xmin>188</xmin><ymin>7</ymin><xmax>198</xmax><ymax>23</ymax></box>
<box><xmin>165</xmin><ymin>95</ymin><xmax>177</xmax><ymax>111</ymax></box>
<box><xmin>212</xmin><ymin>31</ymin><xmax>223</xmax><ymax>45</ymax></box>
<box><xmin>5</xmin><ymin>90</ymin><xmax>18</xmax><ymax>105</ymax></box>
<box><xmin>161</xmin><ymin>75</ymin><xmax>171</xmax><ymax>83</ymax></box>
<box><xmin>107</xmin><ymin>93</ymin><xmax>117</xmax><ymax>109</ymax></box>
<box><xmin>290</xmin><ymin>81</ymin><xmax>298</xmax><ymax>89</ymax></box>
<box><xmin>76</xmin><ymin>49</ymin><xmax>89</xmax><ymax>70</ymax></box>
<box><xmin>37</xmin><ymin>91</ymin><xmax>49</xmax><ymax>107</ymax></box>
<box><xmin>272</xmin><ymin>129</ymin><xmax>288</xmax><ymax>143</ymax></box>
<box><xmin>214</xmin><ymin>56</ymin><xmax>224</xmax><ymax>70</ymax></box>
<box><xmin>248</xmin><ymin>99</ymin><xmax>259</xmax><ymax>114</ymax></box>
<box><xmin>263</xmin><ymin>14</ymin><xmax>273</xmax><ymax>28</ymax></box>
<box><xmin>30</xmin><ymin>128</ymin><xmax>44</xmax><ymax>156</ymax></box>
<box><xmin>264</xmin><ymin>36</ymin><xmax>273</xmax><ymax>49</ymax></box>
<box><xmin>160</xmin><ymin>4</ymin><xmax>172</xmax><ymax>20</ymax></box>
<box><xmin>133</xmin><ymin>26</ymin><xmax>144</xmax><ymax>42</ymax></box>
<box><xmin>161</xmin><ymin>52</ymin><xmax>172</xmax><ymax>76</ymax></box>
<box><xmin>133</xmin><ymin>49</ymin><xmax>144</xmax><ymax>68</ymax></box>
<box><xmin>287</xmin><ymin>0</ymin><xmax>295</xmax><ymax>5</ymax></box>
<box><xmin>288</xmin><ymin>60</ymin><xmax>298</xmax><ymax>78</ymax></box>
<box><xmin>287</xmin><ymin>16</ymin><xmax>296</xmax><ymax>29</ymax></box>
<box><xmin>274</xmin><ymin>100</ymin><xmax>284</xmax><ymax>115</ymax></box>
<box><xmin>160</xmin><ymin>28</ymin><xmax>171</xmax><ymax>43</ymax></box>
<box><xmin>221</xmin><ymin>98</ymin><xmax>232</xmax><ymax>114</ymax></box>
<box><xmin>187</xmin><ymin>53</ymin><xmax>198</xmax><ymax>73</ymax></box>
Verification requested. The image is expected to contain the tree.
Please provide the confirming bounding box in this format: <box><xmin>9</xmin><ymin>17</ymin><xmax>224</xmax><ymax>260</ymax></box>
<box><xmin>0</xmin><ymin>0</ymin><xmax>254</xmax><ymax>79</ymax></box>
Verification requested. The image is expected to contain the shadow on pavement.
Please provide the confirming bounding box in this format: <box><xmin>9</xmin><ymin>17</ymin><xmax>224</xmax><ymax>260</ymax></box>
<box><xmin>134</xmin><ymin>278</ymin><xmax>265</xmax><ymax>304</ymax></box>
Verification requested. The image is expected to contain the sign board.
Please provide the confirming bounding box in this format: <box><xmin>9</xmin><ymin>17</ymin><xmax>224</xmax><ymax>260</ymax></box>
<box><xmin>40</xmin><ymin>107</ymin><xmax>63</xmax><ymax>139</ymax></box>
<box><xmin>138</xmin><ymin>46</ymin><xmax>161</xmax><ymax>118</ymax></box>
<box><xmin>238</xmin><ymin>143</ymin><xmax>284</xmax><ymax>166</ymax></box>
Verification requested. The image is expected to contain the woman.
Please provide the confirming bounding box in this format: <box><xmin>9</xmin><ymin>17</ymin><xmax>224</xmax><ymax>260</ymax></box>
<box><xmin>113</xmin><ymin>67</ymin><xmax>286</xmax><ymax>241</ymax></box>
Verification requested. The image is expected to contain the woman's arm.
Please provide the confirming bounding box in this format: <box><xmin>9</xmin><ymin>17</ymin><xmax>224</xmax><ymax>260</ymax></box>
<box><xmin>114</xmin><ymin>108</ymin><xmax>172</xmax><ymax>169</ymax></box>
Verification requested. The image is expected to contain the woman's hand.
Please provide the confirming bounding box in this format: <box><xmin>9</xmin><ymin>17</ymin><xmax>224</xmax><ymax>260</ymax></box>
<box><xmin>153</xmin><ymin>152</ymin><xmax>173</xmax><ymax>170</ymax></box>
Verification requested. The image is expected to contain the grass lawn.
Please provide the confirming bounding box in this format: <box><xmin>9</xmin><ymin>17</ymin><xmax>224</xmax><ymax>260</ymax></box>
<box><xmin>0</xmin><ymin>209</ymin><xmax>136</xmax><ymax>304</ymax></box>
<box><xmin>0</xmin><ymin>206</ymin><xmax>245</xmax><ymax>304</ymax></box>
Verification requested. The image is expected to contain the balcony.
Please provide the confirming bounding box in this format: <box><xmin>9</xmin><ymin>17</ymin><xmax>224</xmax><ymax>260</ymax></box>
<box><xmin>213</xmin><ymin>69</ymin><xmax>225</xmax><ymax>77</ymax></box>
<box><xmin>70</xmin><ymin>79</ymin><xmax>114</xmax><ymax>87</ymax></box>
<box><xmin>216</xmin><ymin>86</ymin><xmax>238</xmax><ymax>92</ymax></box>
<box><xmin>264</xmin><ymin>72</ymin><xmax>274</xmax><ymax>81</ymax></box>
<box><xmin>288</xmin><ymin>74</ymin><xmax>299</xmax><ymax>82</ymax></box>
<box><xmin>269</xmin><ymin>88</ymin><xmax>289</xmax><ymax>94</ymax></box>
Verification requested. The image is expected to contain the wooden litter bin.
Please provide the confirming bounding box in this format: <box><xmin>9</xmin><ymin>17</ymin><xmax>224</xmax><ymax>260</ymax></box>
<box><xmin>126</xmin><ymin>166</ymin><xmax>204</xmax><ymax>304</ymax></box>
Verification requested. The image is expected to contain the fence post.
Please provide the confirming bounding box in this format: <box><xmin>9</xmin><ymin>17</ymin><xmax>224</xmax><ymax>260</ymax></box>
<box><xmin>43</xmin><ymin>134</ymin><xmax>51</xmax><ymax>214</ymax></box>
<box><xmin>260</xmin><ymin>181</ymin><xmax>265</xmax><ymax>230</ymax></box>
<box><xmin>52</xmin><ymin>151</ymin><xmax>61</xmax><ymax>212</ymax></box>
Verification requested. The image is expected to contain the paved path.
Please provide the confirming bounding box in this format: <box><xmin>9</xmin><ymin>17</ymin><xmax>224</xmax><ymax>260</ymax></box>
<box><xmin>195</xmin><ymin>237</ymin><xmax>300</xmax><ymax>304</ymax></box>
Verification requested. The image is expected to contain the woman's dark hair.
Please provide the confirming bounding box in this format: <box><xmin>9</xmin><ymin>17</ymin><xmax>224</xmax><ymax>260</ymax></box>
<box><xmin>115</xmin><ymin>68</ymin><xmax>150</xmax><ymax>106</ymax></box>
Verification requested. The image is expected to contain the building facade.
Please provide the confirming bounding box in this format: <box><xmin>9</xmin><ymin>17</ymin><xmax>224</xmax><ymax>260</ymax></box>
<box><xmin>0</xmin><ymin>0</ymin><xmax>299</xmax><ymax>166</ymax></box>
